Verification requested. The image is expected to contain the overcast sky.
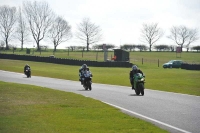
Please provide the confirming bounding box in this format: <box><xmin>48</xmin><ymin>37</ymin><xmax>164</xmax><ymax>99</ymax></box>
<box><xmin>1</xmin><ymin>0</ymin><xmax>200</xmax><ymax>49</ymax></box>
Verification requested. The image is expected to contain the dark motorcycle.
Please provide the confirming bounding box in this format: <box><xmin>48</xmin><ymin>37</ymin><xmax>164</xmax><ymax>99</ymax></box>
<box><xmin>25</xmin><ymin>67</ymin><xmax>31</xmax><ymax>78</ymax></box>
<box><xmin>82</xmin><ymin>70</ymin><xmax>92</xmax><ymax>90</ymax></box>
<box><xmin>132</xmin><ymin>73</ymin><xmax>145</xmax><ymax>95</ymax></box>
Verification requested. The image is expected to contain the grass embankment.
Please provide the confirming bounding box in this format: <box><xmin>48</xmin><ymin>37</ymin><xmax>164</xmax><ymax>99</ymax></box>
<box><xmin>0</xmin><ymin>59</ymin><xmax>200</xmax><ymax>96</ymax></box>
<box><xmin>0</xmin><ymin>81</ymin><xmax>168</xmax><ymax>133</ymax></box>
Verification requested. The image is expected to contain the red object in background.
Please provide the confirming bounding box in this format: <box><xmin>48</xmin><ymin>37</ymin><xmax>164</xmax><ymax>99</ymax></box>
<box><xmin>111</xmin><ymin>55</ymin><xmax>117</xmax><ymax>60</ymax></box>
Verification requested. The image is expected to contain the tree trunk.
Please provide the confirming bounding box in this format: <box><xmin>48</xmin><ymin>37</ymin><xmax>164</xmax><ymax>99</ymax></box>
<box><xmin>21</xmin><ymin>41</ymin><xmax>24</xmax><ymax>50</ymax></box>
<box><xmin>87</xmin><ymin>37</ymin><xmax>89</xmax><ymax>51</ymax></box>
<box><xmin>87</xmin><ymin>43</ymin><xmax>89</xmax><ymax>51</ymax></box>
<box><xmin>36</xmin><ymin>41</ymin><xmax>40</xmax><ymax>51</ymax></box>
<box><xmin>54</xmin><ymin>45</ymin><xmax>57</xmax><ymax>52</ymax></box>
<box><xmin>149</xmin><ymin>45</ymin><xmax>152</xmax><ymax>52</ymax></box>
<box><xmin>181</xmin><ymin>45</ymin><xmax>183</xmax><ymax>52</ymax></box>
<box><xmin>5</xmin><ymin>39</ymin><xmax>9</xmax><ymax>50</ymax></box>
<box><xmin>53</xmin><ymin>40</ymin><xmax>57</xmax><ymax>52</ymax></box>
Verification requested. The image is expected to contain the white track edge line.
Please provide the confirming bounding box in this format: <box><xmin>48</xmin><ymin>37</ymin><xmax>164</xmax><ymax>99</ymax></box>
<box><xmin>102</xmin><ymin>101</ymin><xmax>191</xmax><ymax>133</ymax></box>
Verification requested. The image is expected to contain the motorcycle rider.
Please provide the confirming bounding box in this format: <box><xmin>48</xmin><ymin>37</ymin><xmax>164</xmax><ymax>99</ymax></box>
<box><xmin>79</xmin><ymin>64</ymin><xmax>90</xmax><ymax>84</ymax></box>
<box><xmin>129</xmin><ymin>65</ymin><xmax>143</xmax><ymax>90</ymax></box>
<box><xmin>24</xmin><ymin>64</ymin><xmax>31</xmax><ymax>75</ymax></box>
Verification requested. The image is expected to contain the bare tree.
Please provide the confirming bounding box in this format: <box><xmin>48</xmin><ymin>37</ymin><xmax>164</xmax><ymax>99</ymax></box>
<box><xmin>48</xmin><ymin>16</ymin><xmax>72</xmax><ymax>52</ymax></box>
<box><xmin>77</xmin><ymin>46</ymin><xmax>86</xmax><ymax>51</ymax></box>
<box><xmin>67</xmin><ymin>46</ymin><xmax>77</xmax><ymax>51</ymax></box>
<box><xmin>39</xmin><ymin>45</ymin><xmax>48</xmax><ymax>51</ymax></box>
<box><xmin>192</xmin><ymin>45</ymin><xmax>200</xmax><ymax>52</ymax></box>
<box><xmin>169</xmin><ymin>45</ymin><xmax>175</xmax><ymax>52</ymax></box>
<box><xmin>140</xmin><ymin>23</ymin><xmax>164</xmax><ymax>52</ymax></box>
<box><xmin>185</xmin><ymin>28</ymin><xmax>199</xmax><ymax>52</ymax></box>
<box><xmin>92</xmin><ymin>44</ymin><xmax>102</xmax><ymax>50</ymax></box>
<box><xmin>168</xmin><ymin>26</ymin><xmax>199</xmax><ymax>52</ymax></box>
<box><xmin>121</xmin><ymin>44</ymin><xmax>137</xmax><ymax>51</ymax></box>
<box><xmin>154</xmin><ymin>44</ymin><xmax>170</xmax><ymax>51</ymax></box>
<box><xmin>15</xmin><ymin>7</ymin><xmax>29</xmax><ymax>50</ymax></box>
<box><xmin>137</xmin><ymin>44</ymin><xmax>148</xmax><ymax>52</ymax></box>
<box><xmin>0</xmin><ymin>5</ymin><xmax>17</xmax><ymax>50</ymax></box>
<box><xmin>92</xmin><ymin>44</ymin><xmax>115</xmax><ymax>50</ymax></box>
<box><xmin>23</xmin><ymin>1</ymin><xmax>53</xmax><ymax>51</ymax></box>
<box><xmin>76</xmin><ymin>18</ymin><xmax>102</xmax><ymax>51</ymax></box>
<box><xmin>104</xmin><ymin>44</ymin><xmax>116</xmax><ymax>50</ymax></box>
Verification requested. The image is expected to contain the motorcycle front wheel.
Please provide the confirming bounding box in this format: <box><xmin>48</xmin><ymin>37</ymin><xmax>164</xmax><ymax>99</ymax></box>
<box><xmin>84</xmin><ymin>85</ymin><xmax>88</xmax><ymax>90</ymax></box>
<box><xmin>138</xmin><ymin>83</ymin><xmax>144</xmax><ymax>96</ymax></box>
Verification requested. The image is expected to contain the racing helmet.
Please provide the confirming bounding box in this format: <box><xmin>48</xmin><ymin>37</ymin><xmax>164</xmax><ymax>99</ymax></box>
<box><xmin>132</xmin><ymin>65</ymin><xmax>138</xmax><ymax>70</ymax></box>
<box><xmin>82</xmin><ymin>64</ymin><xmax>87</xmax><ymax>69</ymax></box>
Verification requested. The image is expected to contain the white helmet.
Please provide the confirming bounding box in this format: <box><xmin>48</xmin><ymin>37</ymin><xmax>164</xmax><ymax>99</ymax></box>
<box><xmin>132</xmin><ymin>65</ymin><xmax>138</xmax><ymax>70</ymax></box>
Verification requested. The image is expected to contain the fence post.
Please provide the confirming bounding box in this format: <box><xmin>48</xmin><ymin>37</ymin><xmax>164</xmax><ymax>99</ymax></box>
<box><xmin>158</xmin><ymin>59</ymin><xmax>159</xmax><ymax>67</ymax></box>
<box><xmin>96</xmin><ymin>51</ymin><xmax>98</xmax><ymax>60</ymax></box>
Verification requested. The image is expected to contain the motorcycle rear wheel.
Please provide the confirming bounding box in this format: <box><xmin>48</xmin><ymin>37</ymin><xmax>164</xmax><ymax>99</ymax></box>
<box><xmin>88</xmin><ymin>81</ymin><xmax>92</xmax><ymax>90</ymax></box>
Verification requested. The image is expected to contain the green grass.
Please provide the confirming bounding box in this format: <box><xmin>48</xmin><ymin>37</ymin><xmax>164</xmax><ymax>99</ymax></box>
<box><xmin>0</xmin><ymin>59</ymin><xmax>200</xmax><ymax>96</ymax></box>
<box><xmin>0</xmin><ymin>49</ymin><xmax>113</xmax><ymax>61</ymax></box>
<box><xmin>0</xmin><ymin>51</ymin><xmax>199</xmax><ymax>132</ymax></box>
<box><xmin>0</xmin><ymin>81</ymin><xmax>168</xmax><ymax>133</ymax></box>
<box><xmin>129</xmin><ymin>51</ymin><xmax>200</xmax><ymax>64</ymax></box>
<box><xmin>1</xmin><ymin>49</ymin><xmax>200</xmax><ymax>64</ymax></box>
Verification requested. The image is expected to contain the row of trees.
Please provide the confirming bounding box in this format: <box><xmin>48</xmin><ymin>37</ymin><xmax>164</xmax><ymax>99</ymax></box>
<box><xmin>0</xmin><ymin>2</ymin><xmax>71</xmax><ymax>51</ymax></box>
<box><xmin>140</xmin><ymin>23</ymin><xmax>199</xmax><ymax>52</ymax></box>
<box><xmin>0</xmin><ymin>1</ymin><xmax>102</xmax><ymax>52</ymax></box>
<box><xmin>66</xmin><ymin>22</ymin><xmax>199</xmax><ymax>52</ymax></box>
<box><xmin>66</xmin><ymin>43</ymin><xmax>200</xmax><ymax>52</ymax></box>
<box><xmin>120</xmin><ymin>44</ymin><xmax>181</xmax><ymax>52</ymax></box>
<box><xmin>0</xmin><ymin>1</ymin><xmax>199</xmax><ymax>52</ymax></box>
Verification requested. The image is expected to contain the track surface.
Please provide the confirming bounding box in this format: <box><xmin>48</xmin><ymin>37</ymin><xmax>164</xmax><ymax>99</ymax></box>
<box><xmin>0</xmin><ymin>70</ymin><xmax>199</xmax><ymax>133</ymax></box>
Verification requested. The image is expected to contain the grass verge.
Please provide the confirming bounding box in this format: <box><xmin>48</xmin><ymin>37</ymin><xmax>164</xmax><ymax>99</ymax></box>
<box><xmin>0</xmin><ymin>81</ymin><xmax>168</xmax><ymax>133</ymax></box>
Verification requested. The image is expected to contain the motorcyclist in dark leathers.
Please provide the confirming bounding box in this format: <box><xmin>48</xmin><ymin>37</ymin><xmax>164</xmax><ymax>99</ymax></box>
<box><xmin>24</xmin><ymin>64</ymin><xmax>30</xmax><ymax>74</ymax></box>
<box><xmin>24</xmin><ymin>64</ymin><xmax>31</xmax><ymax>77</ymax></box>
<box><xmin>129</xmin><ymin>65</ymin><xmax>143</xmax><ymax>90</ymax></box>
<box><xmin>79</xmin><ymin>64</ymin><xmax>90</xmax><ymax>84</ymax></box>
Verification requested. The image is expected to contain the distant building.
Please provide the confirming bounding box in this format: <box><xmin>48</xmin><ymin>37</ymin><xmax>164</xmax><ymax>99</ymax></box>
<box><xmin>113</xmin><ymin>49</ymin><xmax>129</xmax><ymax>62</ymax></box>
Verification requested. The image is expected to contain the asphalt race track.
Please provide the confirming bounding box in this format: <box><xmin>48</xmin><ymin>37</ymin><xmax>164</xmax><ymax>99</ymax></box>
<box><xmin>0</xmin><ymin>70</ymin><xmax>199</xmax><ymax>133</ymax></box>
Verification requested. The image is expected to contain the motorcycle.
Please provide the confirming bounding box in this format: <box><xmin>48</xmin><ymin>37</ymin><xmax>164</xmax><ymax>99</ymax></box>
<box><xmin>25</xmin><ymin>67</ymin><xmax>31</xmax><ymax>78</ymax></box>
<box><xmin>132</xmin><ymin>73</ymin><xmax>145</xmax><ymax>95</ymax></box>
<box><xmin>82</xmin><ymin>70</ymin><xmax>92</xmax><ymax>90</ymax></box>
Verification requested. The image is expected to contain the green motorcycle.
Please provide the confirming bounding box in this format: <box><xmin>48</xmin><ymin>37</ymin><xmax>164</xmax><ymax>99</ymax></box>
<box><xmin>133</xmin><ymin>73</ymin><xmax>145</xmax><ymax>95</ymax></box>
